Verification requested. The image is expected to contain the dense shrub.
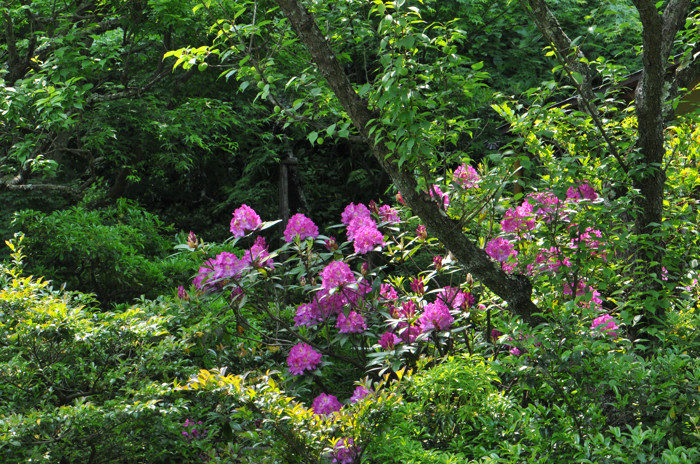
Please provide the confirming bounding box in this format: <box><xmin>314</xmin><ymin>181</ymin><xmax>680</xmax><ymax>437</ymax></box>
<box><xmin>0</xmin><ymin>240</ymin><xmax>201</xmax><ymax>462</ymax></box>
<box><xmin>11</xmin><ymin>199</ymin><xmax>197</xmax><ymax>304</ymax></box>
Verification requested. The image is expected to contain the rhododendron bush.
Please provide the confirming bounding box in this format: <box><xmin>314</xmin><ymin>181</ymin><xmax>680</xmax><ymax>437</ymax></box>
<box><xmin>165</xmin><ymin>149</ymin><xmax>699</xmax><ymax>460</ymax></box>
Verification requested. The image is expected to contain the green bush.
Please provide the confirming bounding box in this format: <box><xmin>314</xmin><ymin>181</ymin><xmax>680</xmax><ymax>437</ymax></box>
<box><xmin>0</xmin><ymin>243</ymin><xmax>202</xmax><ymax>462</ymax></box>
<box><xmin>11</xmin><ymin>199</ymin><xmax>196</xmax><ymax>304</ymax></box>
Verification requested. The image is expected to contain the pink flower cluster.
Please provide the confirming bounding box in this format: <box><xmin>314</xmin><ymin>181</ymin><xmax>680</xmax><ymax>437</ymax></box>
<box><xmin>567</xmin><ymin>182</ymin><xmax>598</xmax><ymax>201</ymax></box>
<box><xmin>379</xmin><ymin>331</ymin><xmax>401</xmax><ymax>349</ymax></box>
<box><xmin>419</xmin><ymin>300</ymin><xmax>454</xmax><ymax>332</ymax></box>
<box><xmin>379</xmin><ymin>283</ymin><xmax>398</xmax><ymax>301</ymax></box>
<box><xmin>453</xmin><ymin>163</ymin><xmax>481</xmax><ymax>189</ymax></box>
<box><xmin>294</xmin><ymin>261</ymin><xmax>373</xmax><ymax>331</ymax></box>
<box><xmin>591</xmin><ymin>314</ymin><xmax>619</xmax><ymax>338</ymax></box>
<box><xmin>342</xmin><ymin>203</ymin><xmax>384</xmax><ymax>254</ymax></box>
<box><xmin>526</xmin><ymin>246</ymin><xmax>571</xmax><ymax>275</ymax></box>
<box><xmin>294</xmin><ymin>303</ymin><xmax>323</xmax><ymax>327</ymax></box>
<box><xmin>350</xmin><ymin>385</ymin><xmax>371</xmax><ymax>403</ymax></box>
<box><xmin>378</xmin><ymin>204</ymin><xmax>401</xmax><ymax>223</ymax></box>
<box><xmin>311</xmin><ymin>393</ymin><xmax>342</xmax><ymax>415</ymax></box>
<box><xmin>341</xmin><ymin>202</ymin><xmax>370</xmax><ymax>225</ymax></box>
<box><xmin>336</xmin><ymin>310</ymin><xmax>367</xmax><ymax>333</ymax></box>
<box><xmin>287</xmin><ymin>343</ymin><xmax>323</xmax><ymax>375</ymax></box>
<box><xmin>230</xmin><ymin>204</ymin><xmax>261</xmax><ymax>238</ymax></box>
<box><xmin>181</xmin><ymin>419</ymin><xmax>207</xmax><ymax>440</ymax></box>
<box><xmin>410</xmin><ymin>277</ymin><xmax>424</xmax><ymax>295</ymax></box>
<box><xmin>321</xmin><ymin>261</ymin><xmax>356</xmax><ymax>290</ymax></box>
<box><xmin>501</xmin><ymin>201</ymin><xmax>536</xmax><ymax>234</ymax></box>
<box><xmin>486</xmin><ymin>237</ymin><xmax>517</xmax><ymax>263</ymax></box>
<box><xmin>193</xmin><ymin>235</ymin><xmax>274</xmax><ymax>290</ymax></box>
<box><xmin>243</xmin><ymin>236</ymin><xmax>275</xmax><ymax>268</ymax></box>
<box><xmin>193</xmin><ymin>252</ymin><xmax>246</xmax><ymax>290</ymax></box>
<box><xmin>436</xmin><ymin>286</ymin><xmax>474</xmax><ymax>310</ymax></box>
<box><xmin>569</xmin><ymin>227</ymin><xmax>607</xmax><ymax>261</ymax></box>
<box><xmin>284</xmin><ymin>213</ymin><xmax>319</xmax><ymax>242</ymax></box>
<box><xmin>394</xmin><ymin>301</ymin><xmax>420</xmax><ymax>343</ymax></box>
<box><xmin>525</xmin><ymin>190</ymin><xmax>562</xmax><ymax>222</ymax></box>
<box><xmin>331</xmin><ymin>437</ymin><xmax>356</xmax><ymax>464</ymax></box>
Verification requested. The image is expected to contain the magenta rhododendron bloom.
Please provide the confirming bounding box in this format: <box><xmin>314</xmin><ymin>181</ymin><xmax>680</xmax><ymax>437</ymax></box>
<box><xmin>181</xmin><ymin>419</ymin><xmax>207</xmax><ymax>440</ymax></box>
<box><xmin>566</xmin><ymin>182</ymin><xmax>598</xmax><ymax>201</ymax></box>
<box><xmin>569</xmin><ymin>227</ymin><xmax>607</xmax><ymax>261</ymax></box>
<box><xmin>501</xmin><ymin>201</ymin><xmax>536</xmax><ymax>234</ymax></box>
<box><xmin>336</xmin><ymin>310</ymin><xmax>367</xmax><ymax>333</ymax></box>
<box><xmin>245</xmin><ymin>237</ymin><xmax>274</xmax><ymax>268</ymax></box>
<box><xmin>294</xmin><ymin>303</ymin><xmax>322</xmax><ymax>327</ymax></box>
<box><xmin>346</xmin><ymin>215</ymin><xmax>376</xmax><ymax>241</ymax></box>
<box><xmin>316</xmin><ymin>291</ymin><xmax>346</xmax><ymax>317</ymax></box>
<box><xmin>400</xmin><ymin>300</ymin><xmax>417</xmax><ymax>318</ymax></box>
<box><xmin>213</xmin><ymin>252</ymin><xmax>249</xmax><ymax>280</ymax></box>
<box><xmin>485</xmin><ymin>237</ymin><xmax>517</xmax><ymax>263</ymax></box>
<box><xmin>230</xmin><ymin>204</ymin><xmax>261</xmax><ymax>238</ymax></box>
<box><xmin>527</xmin><ymin>246</ymin><xmax>571</xmax><ymax>274</ymax></box>
<box><xmin>320</xmin><ymin>261</ymin><xmax>356</xmax><ymax>290</ymax></box>
<box><xmin>350</xmin><ymin>385</ymin><xmax>371</xmax><ymax>403</ymax></box>
<box><xmin>193</xmin><ymin>258</ymin><xmax>216</xmax><ymax>290</ymax></box>
<box><xmin>378</xmin><ymin>204</ymin><xmax>401</xmax><ymax>223</ymax></box>
<box><xmin>416</xmin><ymin>225</ymin><xmax>427</xmax><ymax>240</ymax></box>
<box><xmin>177</xmin><ymin>285</ymin><xmax>188</xmax><ymax>300</ymax></box>
<box><xmin>331</xmin><ymin>437</ymin><xmax>356</xmax><ymax>464</ymax></box>
<box><xmin>311</xmin><ymin>393</ymin><xmax>342</xmax><ymax>416</ymax></box>
<box><xmin>419</xmin><ymin>301</ymin><xmax>454</xmax><ymax>332</ymax></box>
<box><xmin>380</xmin><ymin>283</ymin><xmax>398</xmax><ymax>301</ymax></box>
<box><xmin>410</xmin><ymin>277</ymin><xmax>424</xmax><ymax>295</ymax></box>
<box><xmin>433</xmin><ymin>255</ymin><xmax>443</xmax><ymax>270</ymax></box>
<box><xmin>194</xmin><ymin>252</ymin><xmax>249</xmax><ymax>290</ymax></box>
<box><xmin>352</xmin><ymin>225</ymin><xmax>383</xmax><ymax>254</ymax></box>
<box><xmin>591</xmin><ymin>314</ymin><xmax>619</xmax><ymax>338</ymax></box>
<box><xmin>527</xmin><ymin>190</ymin><xmax>562</xmax><ymax>221</ymax></box>
<box><xmin>453</xmin><ymin>163</ymin><xmax>481</xmax><ymax>189</ymax></box>
<box><xmin>287</xmin><ymin>343</ymin><xmax>322</xmax><ymax>375</ymax></box>
<box><xmin>284</xmin><ymin>213</ymin><xmax>319</xmax><ymax>242</ymax></box>
<box><xmin>341</xmin><ymin>202</ymin><xmax>371</xmax><ymax>225</ymax></box>
<box><xmin>186</xmin><ymin>231</ymin><xmax>198</xmax><ymax>250</ymax></box>
<box><xmin>379</xmin><ymin>331</ymin><xmax>401</xmax><ymax>349</ymax></box>
<box><xmin>399</xmin><ymin>323</ymin><xmax>421</xmax><ymax>343</ymax></box>
<box><xmin>563</xmin><ymin>281</ymin><xmax>604</xmax><ymax>310</ymax></box>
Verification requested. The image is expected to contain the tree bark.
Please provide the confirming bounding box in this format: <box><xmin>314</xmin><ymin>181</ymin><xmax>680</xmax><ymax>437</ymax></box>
<box><xmin>275</xmin><ymin>0</ymin><xmax>543</xmax><ymax>324</ymax></box>
<box><xmin>630</xmin><ymin>0</ymin><xmax>690</xmax><ymax>238</ymax></box>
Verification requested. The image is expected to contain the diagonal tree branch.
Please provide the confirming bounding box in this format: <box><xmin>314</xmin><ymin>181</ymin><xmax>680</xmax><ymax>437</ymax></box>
<box><xmin>662</xmin><ymin>0</ymin><xmax>692</xmax><ymax>57</ymax></box>
<box><xmin>519</xmin><ymin>0</ymin><xmax>627</xmax><ymax>171</ymax></box>
<box><xmin>275</xmin><ymin>0</ymin><xmax>543</xmax><ymax>324</ymax></box>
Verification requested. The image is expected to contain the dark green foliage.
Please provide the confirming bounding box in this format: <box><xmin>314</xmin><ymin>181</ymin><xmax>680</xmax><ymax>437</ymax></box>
<box><xmin>11</xmin><ymin>200</ymin><xmax>195</xmax><ymax>304</ymax></box>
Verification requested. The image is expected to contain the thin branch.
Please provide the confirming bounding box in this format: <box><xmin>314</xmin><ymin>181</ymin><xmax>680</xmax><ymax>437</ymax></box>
<box><xmin>519</xmin><ymin>0</ymin><xmax>627</xmax><ymax>172</ymax></box>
